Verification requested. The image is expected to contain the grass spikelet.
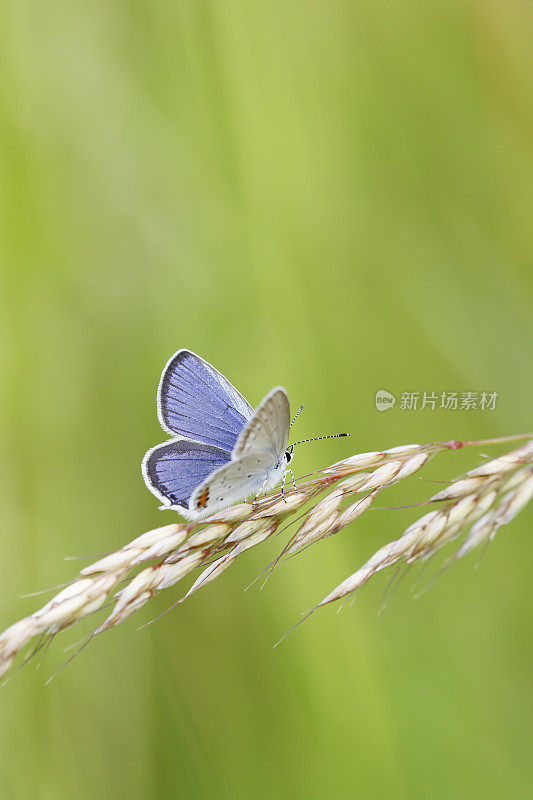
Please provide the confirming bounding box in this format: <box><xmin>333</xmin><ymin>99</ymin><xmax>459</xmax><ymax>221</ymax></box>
<box><xmin>0</xmin><ymin>434</ymin><xmax>531</xmax><ymax>680</ymax></box>
<box><xmin>315</xmin><ymin>439</ymin><xmax>533</xmax><ymax>615</ymax></box>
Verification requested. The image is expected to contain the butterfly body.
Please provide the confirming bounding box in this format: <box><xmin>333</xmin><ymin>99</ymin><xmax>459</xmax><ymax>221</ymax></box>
<box><xmin>142</xmin><ymin>350</ymin><xmax>292</xmax><ymax>520</ymax></box>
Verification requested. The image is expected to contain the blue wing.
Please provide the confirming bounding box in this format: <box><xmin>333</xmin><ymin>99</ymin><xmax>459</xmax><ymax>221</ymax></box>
<box><xmin>142</xmin><ymin>438</ymin><xmax>231</xmax><ymax>509</ymax></box>
<box><xmin>157</xmin><ymin>350</ymin><xmax>254</xmax><ymax>451</ymax></box>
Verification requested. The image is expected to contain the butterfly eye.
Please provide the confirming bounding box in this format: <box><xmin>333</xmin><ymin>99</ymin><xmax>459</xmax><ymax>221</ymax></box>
<box><xmin>285</xmin><ymin>449</ymin><xmax>293</xmax><ymax>464</ymax></box>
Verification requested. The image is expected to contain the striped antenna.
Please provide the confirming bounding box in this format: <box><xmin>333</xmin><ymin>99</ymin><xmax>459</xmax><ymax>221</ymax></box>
<box><xmin>290</xmin><ymin>403</ymin><xmax>305</xmax><ymax>429</ymax></box>
<box><xmin>291</xmin><ymin>432</ymin><xmax>350</xmax><ymax>447</ymax></box>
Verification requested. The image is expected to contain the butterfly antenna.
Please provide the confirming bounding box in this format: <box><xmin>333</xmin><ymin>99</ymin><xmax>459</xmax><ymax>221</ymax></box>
<box><xmin>290</xmin><ymin>404</ymin><xmax>304</xmax><ymax>429</ymax></box>
<box><xmin>291</xmin><ymin>432</ymin><xmax>350</xmax><ymax>447</ymax></box>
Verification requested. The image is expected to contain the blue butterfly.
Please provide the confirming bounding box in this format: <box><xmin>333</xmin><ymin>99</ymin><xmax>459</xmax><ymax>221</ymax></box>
<box><xmin>142</xmin><ymin>350</ymin><xmax>294</xmax><ymax>520</ymax></box>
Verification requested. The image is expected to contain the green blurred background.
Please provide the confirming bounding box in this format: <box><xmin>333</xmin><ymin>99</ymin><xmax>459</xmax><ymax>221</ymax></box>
<box><xmin>1</xmin><ymin>1</ymin><xmax>532</xmax><ymax>797</ymax></box>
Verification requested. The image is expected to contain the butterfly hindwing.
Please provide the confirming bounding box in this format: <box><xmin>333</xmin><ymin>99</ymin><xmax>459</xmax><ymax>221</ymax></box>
<box><xmin>190</xmin><ymin>452</ymin><xmax>281</xmax><ymax>517</ymax></box>
<box><xmin>157</xmin><ymin>350</ymin><xmax>254</xmax><ymax>450</ymax></box>
<box><xmin>142</xmin><ymin>438</ymin><xmax>231</xmax><ymax>510</ymax></box>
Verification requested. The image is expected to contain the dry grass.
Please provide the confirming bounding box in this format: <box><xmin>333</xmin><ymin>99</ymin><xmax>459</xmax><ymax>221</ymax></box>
<box><xmin>0</xmin><ymin>435</ymin><xmax>531</xmax><ymax>682</ymax></box>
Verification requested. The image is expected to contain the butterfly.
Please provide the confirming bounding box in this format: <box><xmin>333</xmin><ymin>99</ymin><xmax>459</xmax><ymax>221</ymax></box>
<box><xmin>141</xmin><ymin>350</ymin><xmax>295</xmax><ymax>520</ymax></box>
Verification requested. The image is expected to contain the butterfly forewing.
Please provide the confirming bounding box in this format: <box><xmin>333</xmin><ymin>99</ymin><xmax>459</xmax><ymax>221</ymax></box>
<box><xmin>233</xmin><ymin>387</ymin><xmax>290</xmax><ymax>461</ymax></box>
<box><xmin>142</xmin><ymin>438</ymin><xmax>231</xmax><ymax>510</ymax></box>
<box><xmin>158</xmin><ymin>350</ymin><xmax>254</xmax><ymax>450</ymax></box>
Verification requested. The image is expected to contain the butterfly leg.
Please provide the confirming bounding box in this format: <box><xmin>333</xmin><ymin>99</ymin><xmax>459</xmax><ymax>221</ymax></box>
<box><xmin>280</xmin><ymin>471</ymin><xmax>287</xmax><ymax>502</ymax></box>
<box><xmin>280</xmin><ymin>469</ymin><xmax>296</xmax><ymax>502</ymax></box>
<box><xmin>288</xmin><ymin>468</ymin><xmax>296</xmax><ymax>491</ymax></box>
<box><xmin>252</xmin><ymin>478</ymin><xmax>269</xmax><ymax>510</ymax></box>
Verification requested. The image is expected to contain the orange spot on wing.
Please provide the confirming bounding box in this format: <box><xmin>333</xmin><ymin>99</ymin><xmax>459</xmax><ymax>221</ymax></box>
<box><xmin>196</xmin><ymin>488</ymin><xmax>209</xmax><ymax>509</ymax></box>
